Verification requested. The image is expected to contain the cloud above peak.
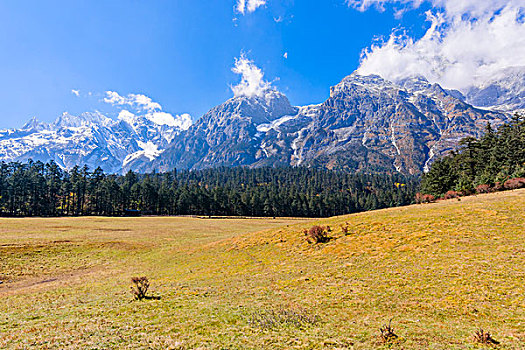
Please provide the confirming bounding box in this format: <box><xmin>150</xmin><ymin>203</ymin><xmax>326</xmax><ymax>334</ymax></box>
<box><xmin>350</xmin><ymin>0</ymin><xmax>525</xmax><ymax>90</ymax></box>
<box><xmin>104</xmin><ymin>91</ymin><xmax>192</xmax><ymax>130</ymax></box>
<box><xmin>236</xmin><ymin>0</ymin><xmax>267</xmax><ymax>15</ymax></box>
<box><xmin>104</xmin><ymin>91</ymin><xmax>162</xmax><ymax>112</ymax></box>
<box><xmin>231</xmin><ymin>54</ymin><xmax>273</xmax><ymax>98</ymax></box>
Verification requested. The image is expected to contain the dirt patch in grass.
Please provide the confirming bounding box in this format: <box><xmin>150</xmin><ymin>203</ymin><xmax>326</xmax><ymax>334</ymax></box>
<box><xmin>0</xmin><ymin>266</ymin><xmax>105</xmax><ymax>296</ymax></box>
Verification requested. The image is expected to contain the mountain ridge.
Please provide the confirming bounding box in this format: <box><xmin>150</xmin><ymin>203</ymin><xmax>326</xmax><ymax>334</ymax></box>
<box><xmin>1</xmin><ymin>71</ymin><xmax>520</xmax><ymax>174</ymax></box>
<box><xmin>145</xmin><ymin>73</ymin><xmax>509</xmax><ymax>174</ymax></box>
<box><xmin>0</xmin><ymin>111</ymin><xmax>191</xmax><ymax>173</ymax></box>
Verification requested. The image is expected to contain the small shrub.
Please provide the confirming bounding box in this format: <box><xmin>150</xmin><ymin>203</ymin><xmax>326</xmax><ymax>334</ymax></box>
<box><xmin>425</xmin><ymin>194</ymin><xmax>436</xmax><ymax>203</ymax></box>
<box><xmin>473</xmin><ymin>329</ymin><xmax>500</xmax><ymax>345</ymax></box>
<box><xmin>306</xmin><ymin>225</ymin><xmax>331</xmax><ymax>244</ymax></box>
<box><xmin>494</xmin><ymin>182</ymin><xmax>504</xmax><ymax>191</ymax></box>
<box><xmin>341</xmin><ymin>222</ymin><xmax>350</xmax><ymax>235</ymax></box>
<box><xmin>476</xmin><ymin>184</ymin><xmax>492</xmax><ymax>194</ymax></box>
<box><xmin>379</xmin><ymin>319</ymin><xmax>398</xmax><ymax>344</ymax></box>
<box><xmin>416</xmin><ymin>193</ymin><xmax>436</xmax><ymax>204</ymax></box>
<box><xmin>504</xmin><ymin>177</ymin><xmax>525</xmax><ymax>190</ymax></box>
<box><xmin>444</xmin><ymin>190</ymin><xmax>459</xmax><ymax>199</ymax></box>
<box><xmin>131</xmin><ymin>276</ymin><xmax>150</xmax><ymax>301</ymax></box>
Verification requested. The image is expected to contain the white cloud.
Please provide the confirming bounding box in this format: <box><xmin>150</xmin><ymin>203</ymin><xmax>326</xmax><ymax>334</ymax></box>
<box><xmin>347</xmin><ymin>0</ymin><xmax>423</xmax><ymax>12</ymax></box>
<box><xmin>118</xmin><ymin>109</ymin><xmax>192</xmax><ymax>131</ymax></box>
<box><xmin>231</xmin><ymin>54</ymin><xmax>272</xmax><ymax>98</ymax></box>
<box><xmin>236</xmin><ymin>0</ymin><xmax>267</xmax><ymax>15</ymax></box>
<box><xmin>130</xmin><ymin>94</ymin><xmax>162</xmax><ymax>111</ymax></box>
<box><xmin>146</xmin><ymin>112</ymin><xmax>193</xmax><ymax>130</ymax></box>
<box><xmin>104</xmin><ymin>91</ymin><xmax>162</xmax><ymax>111</ymax></box>
<box><xmin>350</xmin><ymin>0</ymin><xmax>525</xmax><ymax>90</ymax></box>
<box><xmin>117</xmin><ymin>110</ymin><xmax>136</xmax><ymax>124</ymax></box>
<box><xmin>105</xmin><ymin>91</ymin><xmax>127</xmax><ymax>106</ymax></box>
<box><xmin>71</xmin><ymin>89</ymin><xmax>80</xmax><ymax>97</ymax></box>
<box><xmin>108</xmin><ymin>93</ymin><xmax>193</xmax><ymax>130</ymax></box>
<box><xmin>347</xmin><ymin>0</ymin><xmax>516</xmax><ymax>15</ymax></box>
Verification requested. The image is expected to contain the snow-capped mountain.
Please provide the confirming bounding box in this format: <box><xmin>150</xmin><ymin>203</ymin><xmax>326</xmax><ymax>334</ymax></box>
<box><xmin>142</xmin><ymin>74</ymin><xmax>509</xmax><ymax>174</ymax></box>
<box><xmin>0</xmin><ymin>71</ymin><xmax>519</xmax><ymax>174</ymax></box>
<box><xmin>0</xmin><ymin>111</ymin><xmax>192</xmax><ymax>173</ymax></box>
<box><xmin>131</xmin><ymin>90</ymin><xmax>298</xmax><ymax>172</ymax></box>
<box><xmin>464</xmin><ymin>66</ymin><xmax>525</xmax><ymax>112</ymax></box>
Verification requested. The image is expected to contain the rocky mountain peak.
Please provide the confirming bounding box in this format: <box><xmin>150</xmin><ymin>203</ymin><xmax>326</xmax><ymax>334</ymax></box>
<box><xmin>397</xmin><ymin>75</ymin><xmax>433</xmax><ymax>92</ymax></box>
<box><xmin>22</xmin><ymin>117</ymin><xmax>48</xmax><ymax>131</ymax></box>
<box><xmin>52</xmin><ymin>111</ymin><xmax>112</xmax><ymax>129</ymax></box>
<box><xmin>331</xmin><ymin>74</ymin><xmax>393</xmax><ymax>95</ymax></box>
<box><xmin>211</xmin><ymin>89</ymin><xmax>297</xmax><ymax>125</ymax></box>
<box><xmin>1</xmin><ymin>108</ymin><xmax>190</xmax><ymax>173</ymax></box>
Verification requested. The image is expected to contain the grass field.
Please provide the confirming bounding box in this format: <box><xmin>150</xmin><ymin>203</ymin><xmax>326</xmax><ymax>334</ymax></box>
<box><xmin>0</xmin><ymin>190</ymin><xmax>524</xmax><ymax>349</ymax></box>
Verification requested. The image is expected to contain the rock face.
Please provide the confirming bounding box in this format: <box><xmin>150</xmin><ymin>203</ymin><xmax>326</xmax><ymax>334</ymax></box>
<box><xmin>138</xmin><ymin>90</ymin><xmax>298</xmax><ymax>172</ymax></box>
<box><xmin>146</xmin><ymin>74</ymin><xmax>508</xmax><ymax>174</ymax></box>
<box><xmin>0</xmin><ymin>73</ymin><xmax>516</xmax><ymax>174</ymax></box>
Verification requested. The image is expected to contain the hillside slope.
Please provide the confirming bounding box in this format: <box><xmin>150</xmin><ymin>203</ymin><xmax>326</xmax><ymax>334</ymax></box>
<box><xmin>0</xmin><ymin>190</ymin><xmax>524</xmax><ymax>349</ymax></box>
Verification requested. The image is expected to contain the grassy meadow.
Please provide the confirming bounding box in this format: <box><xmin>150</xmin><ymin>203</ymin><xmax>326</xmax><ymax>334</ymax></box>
<box><xmin>0</xmin><ymin>189</ymin><xmax>524</xmax><ymax>349</ymax></box>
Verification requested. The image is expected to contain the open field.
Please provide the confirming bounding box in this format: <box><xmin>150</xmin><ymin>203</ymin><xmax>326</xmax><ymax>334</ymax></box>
<box><xmin>1</xmin><ymin>190</ymin><xmax>524</xmax><ymax>349</ymax></box>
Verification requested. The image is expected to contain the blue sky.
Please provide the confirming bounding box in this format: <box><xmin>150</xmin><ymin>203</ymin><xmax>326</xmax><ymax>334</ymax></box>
<box><xmin>1</xmin><ymin>0</ymin><xmax>518</xmax><ymax>129</ymax></box>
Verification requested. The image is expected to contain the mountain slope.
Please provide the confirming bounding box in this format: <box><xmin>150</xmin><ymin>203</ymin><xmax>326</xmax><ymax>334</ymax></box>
<box><xmin>0</xmin><ymin>72</ymin><xmax>516</xmax><ymax>174</ymax></box>
<box><xmin>146</xmin><ymin>74</ymin><xmax>507</xmax><ymax>174</ymax></box>
<box><xmin>137</xmin><ymin>90</ymin><xmax>298</xmax><ymax>172</ymax></box>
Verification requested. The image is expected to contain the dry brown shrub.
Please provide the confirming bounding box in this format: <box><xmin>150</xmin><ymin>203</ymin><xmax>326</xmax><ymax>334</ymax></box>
<box><xmin>444</xmin><ymin>190</ymin><xmax>459</xmax><ymax>199</ymax></box>
<box><xmin>131</xmin><ymin>276</ymin><xmax>150</xmax><ymax>300</ymax></box>
<box><xmin>379</xmin><ymin>319</ymin><xmax>398</xmax><ymax>344</ymax></box>
<box><xmin>473</xmin><ymin>328</ymin><xmax>500</xmax><ymax>346</ymax></box>
<box><xmin>504</xmin><ymin>178</ymin><xmax>525</xmax><ymax>190</ymax></box>
<box><xmin>416</xmin><ymin>193</ymin><xmax>436</xmax><ymax>204</ymax></box>
<box><xmin>341</xmin><ymin>222</ymin><xmax>350</xmax><ymax>235</ymax></box>
<box><xmin>305</xmin><ymin>225</ymin><xmax>331</xmax><ymax>244</ymax></box>
<box><xmin>476</xmin><ymin>184</ymin><xmax>492</xmax><ymax>194</ymax></box>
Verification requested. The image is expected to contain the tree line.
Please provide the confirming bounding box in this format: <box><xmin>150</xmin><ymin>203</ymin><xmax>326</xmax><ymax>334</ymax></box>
<box><xmin>0</xmin><ymin>163</ymin><xmax>418</xmax><ymax>217</ymax></box>
<box><xmin>421</xmin><ymin>115</ymin><xmax>525</xmax><ymax>197</ymax></box>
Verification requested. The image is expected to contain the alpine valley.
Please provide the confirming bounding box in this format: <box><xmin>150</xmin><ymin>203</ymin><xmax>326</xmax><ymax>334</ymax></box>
<box><xmin>2</xmin><ymin>69</ymin><xmax>523</xmax><ymax>175</ymax></box>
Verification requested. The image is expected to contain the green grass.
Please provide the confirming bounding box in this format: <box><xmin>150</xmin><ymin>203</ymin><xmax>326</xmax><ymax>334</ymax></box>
<box><xmin>0</xmin><ymin>190</ymin><xmax>524</xmax><ymax>349</ymax></box>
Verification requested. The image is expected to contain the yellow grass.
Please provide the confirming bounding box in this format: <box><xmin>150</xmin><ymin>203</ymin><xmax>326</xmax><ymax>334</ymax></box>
<box><xmin>0</xmin><ymin>190</ymin><xmax>524</xmax><ymax>349</ymax></box>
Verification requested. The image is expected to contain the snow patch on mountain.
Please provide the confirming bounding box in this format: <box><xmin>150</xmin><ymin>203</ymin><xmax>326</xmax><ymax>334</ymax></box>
<box><xmin>257</xmin><ymin>114</ymin><xmax>296</xmax><ymax>133</ymax></box>
<box><xmin>123</xmin><ymin>141</ymin><xmax>164</xmax><ymax>166</ymax></box>
<box><xmin>0</xmin><ymin>108</ymin><xmax>192</xmax><ymax>173</ymax></box>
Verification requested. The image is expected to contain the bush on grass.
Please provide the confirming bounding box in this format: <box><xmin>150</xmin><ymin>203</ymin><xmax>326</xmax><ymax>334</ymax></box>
<box><xmin>304</xmin><ymin>225</ymin><xmax>331</xmax><ymax>244</ymax></box>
